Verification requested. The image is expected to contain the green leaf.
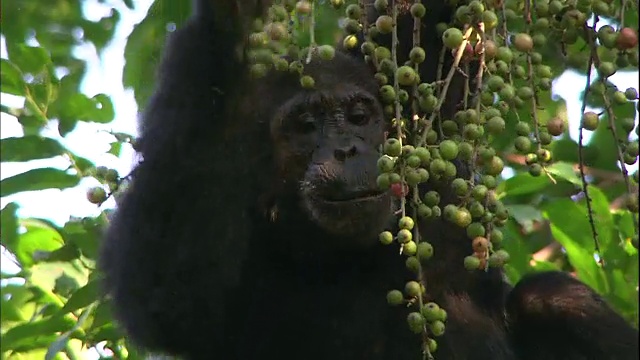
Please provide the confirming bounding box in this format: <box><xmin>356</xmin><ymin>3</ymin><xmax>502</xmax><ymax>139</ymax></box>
<box><xmin>90</xmin><ymin>299</ymin><xmax>114</xmax><ymax>330</ymax></box>
<box><xmin>0</xmin><ymin>136</ymin><xmax>66</xmax><ymax>162</ymax></box>
<box><xmin>10</xmin><ymin>219</ymin><xmax>65</xmax><ymax>267</ymax></box>
<box><xmin>0</xmin><ymin>59</ymin><xmax>26</xmax><ymax>96</ymax></box>
<box><xmin>530</xmin><ymin>260</ymin><xmax>561</xmax><ymax>272</ymax></box>
<box><xmin>506</xmin><ymin>204</ymin><xmax>543</xmax><ymax>233</ymax></box>
<box><xmin>61</xmin><ymin>220</ymin><xmax>100</xmax><ymax>259</ymax></box>
<box><xmin>1</xmin><ymin>203</ymin><xmax>20</xmax><ymax>251</ymax></box>
<box><xmin>543</xmin><ymin>199</ymin><xmax>608</xmax><ymax>294</ymax></box>
<box><xmin>8</xmin><ymin>45</ymin><xmax>52</xmax><ymax>74</ymax></box>
<box><xmin>583</xmin><ymin>186</ymin><xmax>615</xmax><ymax>254</ymax></box>
<box><xmin>0</xmin><ymin>168</ymin><xmax>80</xmax><ymax>197</ymax></box>
<box><xmin>108</xmin><ymin>141</ymin><xmax>122</xmax><ymax>157</ymax></box>
<box><xmin>40</xmin><ymin>244</ymin><xmax>81</xmax><ymax>263</ymax></box>
<box><xmin>123</xmin><ymin>0</ymin><xmax>192</xmax><ymax>108</ymax></box>
<box><xmin>1</xmin><ymin>316</ymin><xmax>75</xmax><ymax>352</ymax></box>
<box><xmin>59</xmin><ymin>279</ymin><xmax>100</xmax><ymax>314</ymax></box>
<box><xmin>497</xmin><ymin>172</ymin><xmax>550</xmax><ymax>197</ymax></box>
<box><xmin>69</xmin><ymin>154</ymin><xmax>95</xmax><ymax>174</ymax></box>
<box><xmin>545</xmin><ymin>162</ymin><xmax>582</xmax><ymax>186</ymax></box>
<box><xmin>90</xmin><ymin>93</ymin><xmax>115</xmax><ymax>123</ymax></box>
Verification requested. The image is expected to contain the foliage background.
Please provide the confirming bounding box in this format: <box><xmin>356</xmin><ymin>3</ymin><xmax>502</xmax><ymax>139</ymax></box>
<box><xmin>0</xmin><ymin>0</ymin><xmax>638</xmax><ymax>359</ymax></box>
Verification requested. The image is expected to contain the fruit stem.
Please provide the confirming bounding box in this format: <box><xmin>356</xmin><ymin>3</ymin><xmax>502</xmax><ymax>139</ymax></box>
<box><xmin>523</xmin><ymin>0</ymin><xmax>542</xmax><ymax>153</ymax></box>
<box><xmin>391</xmin><ymin>1</ymin><xmax>407</xmax><ymax>218</ymax></box>
<box><xmin>577</xmin><ymin>18</ymin><xmax>605</xmax><ymax>267</ymax></box>
<box><xmin>585</xmin><ymin>17</ymin><xmax>639</xmax><ymax>239</ymax></box>
<box><xmin>619</xmin><ymin>0</ymin><xmax>627</xmax><ymax>29</ymax></box>
<box><xmin>305</xmin><ymin>0</ymin><xmax>316</xmax><ymax>64</ymax></box>
<box><xmin>417</xmin><ymin>26</ymin><xmax>474</xmax><ymax>148</ymax></box>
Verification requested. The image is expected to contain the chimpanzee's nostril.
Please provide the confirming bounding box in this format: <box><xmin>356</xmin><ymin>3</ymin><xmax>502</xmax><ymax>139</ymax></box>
<box><xmin>334</xmin><ymin>146</ymin><xmax>357</xmax><ymax>161</ymax></box>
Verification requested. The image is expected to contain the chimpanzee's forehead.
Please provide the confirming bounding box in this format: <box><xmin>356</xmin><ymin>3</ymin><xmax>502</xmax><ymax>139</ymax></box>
<box><xmin>280</xmin><ymin>87</ymin><xmax>377</xmax><ymax>114</ymax></box>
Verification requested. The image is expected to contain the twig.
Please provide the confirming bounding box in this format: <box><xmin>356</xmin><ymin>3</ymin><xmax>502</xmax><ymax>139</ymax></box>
<box><xmin>417</xmin><ymin>26</ymin><xmax>475</xmax><ymax>147</ymax></box>
<box><xmin>391</xmin><ymin>1</ymin><xmax>406</xmax><ymax>217</ymax></box>
<box><xmin>578</xmin><ymin>20</ymin><xmax>604</xmax><ymax>267</ymax></box>
<box><xmin>305</xmin><ymin>0</ymin><xmax>316</xmax><ymax>64</ymax></box>
<box><xmin>585</xmin><ymin>18</ymin><xmax>639</xmax><ymax>238</ymax></box>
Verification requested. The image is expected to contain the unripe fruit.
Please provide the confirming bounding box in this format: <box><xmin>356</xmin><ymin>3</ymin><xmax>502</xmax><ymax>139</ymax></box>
<box><xmin>407</xmin><ymin>312</ymin><xmax>425</xmax><ymax>334</ymax></box>
<box><xmin>515</xmin><ymin>136</ymin><xmax>532</xmax><ymax>153</ymax></box>
<box><xmin>343</xmin><ymin>34</ymin><xmax>358</xmax><ymax>49</ymax></box>
<box><xmin>612</xmin><ymin>91</ymin><xmax>627</xmax><ymax>105</ymax></box>
<box><xmin>379</xmin><ymin>231</ymin><xmax>393</xmax><ymax>245</ymax></box>
<box><xmin>439</xmin><ymin>140</ymin><xmax>459</xmax><ymax>160</ymax></box>
<box><xmin>487</xmin><ymin>116</ymin><xmax>506</xmax><ymax>134</ymax></box>
<box><xmin>517</xmin><ymin>86</ymin><xmax>534</xmax><ymax>100</ymax></box>
<box><xmin>265</xmin><ymin>22</ymin><xmax>287</xmax><ymax>41</ymax></box>
<box><xmin>376</xmin><ymin>15</ymin><xmax>393</xmax><ymax>34</ymax></box>
<box><xmin>376</xmin><ymin>173</ymin><xmax>391</xmax><ymax>190</ymax></box>
<box><xmin>513</xmin><ymin>33</ymin><xmax>533</xmax><ymax>52</ymax></box>
<box><xmin>417</xmin><ymin>204</ymin><xmax>432</xmax><ymax>218</ymax></box>
<box><xmin>625</xmin><ymin>87</ymin><xmax>638</xmax><ymax>100</ymax></box>
<box><xmin>374</xmin><ymin>0</ymin><xmax>388</xmax><ymax>12</ymax></box>
<box><xmin>466</xmin><ymin>222</ymin><xmax>486</xmax><ymax>239</ymax></box>
<box><xmin>464</xmin><ymin>255</ymin><xmax>481</xmax><ymax>270</ymax></box>
<box><xmin>330</xmin><ymin>0</ymin><xmax>344</xmax><ymax>9</ymax></box>
<box><xmin>87</xmin><ymin>187</ymin><xmax>107</xmax><ymax>204</ymax></box>
<box><xmin>409</xmin><ymin>47</ymin><xmax>426</xmax><ymax>64</ymax></box>
<box><xmin>581</xmin><ymin>112</ymin><xmax>600</xmax><ymax>131</ymax></box>
<box><xmin>406</xmin><ymin>256</ymin><xmax>420</xmax><ymax>273</ymax></box>
<box><xmin>417</xmin><ymin>242</ymin><xmax>434</xmax><ymax>261</ymax></box>
<box><xmin>468</xmin><ymin>0</ymin><xmax>484</xmax><ymax>14</ymax></box>
<box><xmin>442</xmin><ymin>28</ymin><xmax>464</xmax><ymax>49</ymax></box>
<box><xmin>451</xmin><ymin>178</ymin><xmax>469</xmax><ymax>197</ymax></box>
<box><xmin>345</xmin><ymin>3</ymin><xmax>361</xmax><ymax>19</ymax></box>
<box><xmin>404</xmin><ymin>281</ymin><xmax>422</xmax><ymax>297</ymax></box>
<box><xmin>482</xmin><ymin>10</ymin><xmax>498</xmax><ymax>30</ymax></box>
<box><xmin>598</xmin><ymin>61</ymin><xmax>616</xmax><ymax>77</ymax></box>
<box><xmin>421</xmin><ymin>302</ymin><xmax>441</xmax><ymax>322</ymax></box>
<box><xmin>396</xmin><ymin>66</ymin><xmax>418</xmax><ymax>86</ymax></box>
<box><xmin>387</xmin><ymin>289</ymin><xmax>404</xmax><ymax>305</ymax></box>
<box><xmin>424</xmin><ymin>191</ymin><xmax>440</xmax><ymax>206</ymax></box>
<box><xmin>398</xmin><ymin>216</ymin><xmax>415</xmax><ymax>230</ymax></box>
<box><xmin>403</xmin><ymin>241</ymin><xmax>417</xmax><ymax>256</ymax></box>
<box><xmin>487</xmin><ymin>75</ymin><xmax>505</xmax><ymax>92</ymax></box>
<box><xmin>380</xmin><ymin>85</ymin><xmax>396</xmax><ymax>104</ymax></box>
<box><xmin>384</xmin><ymin>138</ymin><xmax>402</xmax><ymax>156</ymax></box>
<box><xmin>529</xmin><ymin>163</ymin><xmax>543</xmax><ymax>176</ymax></box>
<box><xmin>317</xmin><ymin>45</ymin><xmax>335</xmax><ymax>60</ymax></box>
<box><xmin>295</xmin><ymin>1</ymin><xmax>312</xmax><ymax>15</ymax></box>
<box><xmin>397</xmin><ymin>229</ymin><xmax>413</xmax><ymax>243</ymax></box>
<box><xmin>410</xmin><ymin>3</ymin><xmax>426</xmax><ymax>18</ymax></box>
<box><xmin>300</xmin><ymin>75</ymin><xmax>315</xmax><ymax>89</ymax></box>
<box><xmin>454</xmin><ymin>208</ymin><xmax>473</xmax><ymax>228</ymax></box>
<box><xmin>429</xmin><ymin>320</ymin><xmax>446</xmax><ymax>336</ymax></box>
<box><xmin>496</xmin><ymin>47</ymin><xmax>513</xmax><ymax>63</ymax></box>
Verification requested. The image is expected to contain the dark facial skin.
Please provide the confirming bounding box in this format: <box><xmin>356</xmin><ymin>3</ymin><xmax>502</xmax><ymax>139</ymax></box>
<box><xmin>270</xmin><ymin>83</ymin><xmax>394</xmax><ymax>242</ymax></box>
<box><xmin>250</xmin><ymin>59</ymin><xmax>392</xmax><ymax>245</ymax></box>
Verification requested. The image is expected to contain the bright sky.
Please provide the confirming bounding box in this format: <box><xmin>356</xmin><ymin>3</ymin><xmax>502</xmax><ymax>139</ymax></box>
<box><xmin>1</xmin><ymin>1</ymin><xmax>638</xmax><ymax>279</ymax></box>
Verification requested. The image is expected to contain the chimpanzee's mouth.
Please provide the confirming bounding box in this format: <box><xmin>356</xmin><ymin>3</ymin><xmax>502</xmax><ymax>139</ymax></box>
<box><xmin>317</xmin><ymin>189</ymin><xmax>387</xmax><ymax>203</ymax></box>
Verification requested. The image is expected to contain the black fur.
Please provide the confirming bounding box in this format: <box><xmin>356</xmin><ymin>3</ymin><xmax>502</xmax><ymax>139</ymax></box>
<box><xmin>99</xmin><ymin>1</ymin><xmax>639</xmax><ymax>359</ymax></box>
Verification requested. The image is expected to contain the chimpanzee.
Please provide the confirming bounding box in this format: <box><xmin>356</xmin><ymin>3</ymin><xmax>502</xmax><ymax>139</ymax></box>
<box><xmin>98</xmin><ymin>1</ymin><xmax>639</xmax><ymax>359</ymax></box>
